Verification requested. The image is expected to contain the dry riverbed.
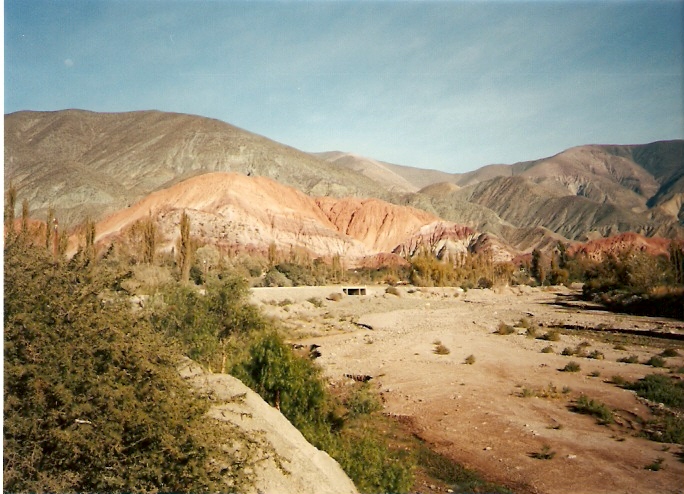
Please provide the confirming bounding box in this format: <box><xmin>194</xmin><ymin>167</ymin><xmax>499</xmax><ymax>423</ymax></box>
<box><xmin>251</xmin><ymin>284</ymin><xmax>684</xmax><ymax>494</ymax></box>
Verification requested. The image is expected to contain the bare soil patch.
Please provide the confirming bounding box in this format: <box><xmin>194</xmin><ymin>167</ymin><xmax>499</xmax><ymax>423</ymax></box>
<box><xmin>251</xmin><ymin>285</ymin><xmax>684</xmax><ymax>494</ymax></box>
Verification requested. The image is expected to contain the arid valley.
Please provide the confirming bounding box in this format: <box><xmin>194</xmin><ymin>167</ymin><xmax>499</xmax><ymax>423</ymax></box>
<box><xmin>253</xmin><ymin>284</ymin><xmax>684</xmax><ymax>494</ymax></box>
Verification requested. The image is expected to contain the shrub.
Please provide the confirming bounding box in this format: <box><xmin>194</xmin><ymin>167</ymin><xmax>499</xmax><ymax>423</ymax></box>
<box><xmin>3</xmin><ymin>241</ymin><xmax>232</xmax><ymax>493</ymax></box>
<box><xmin>572</xmin><ymin>395</ymin><xmax>614</xmax><ymax>425</ymax></box>
<box><xmin>307</xmin><ymin>296</ymin><xmax>324</xmax><ymax>308</ymax></box>
<box><xmin>627</xmin><ymin>374</ymin><xmax>684</xmax><ymax>409</ymax></box>
<box><xmin>561</xmin><ymin>346</ymin><xmax>576</xmax><ymax>356</ymax></box>
<box><xmin>646</xmin><ymin>356</ymin><xmax>666</xmax><ymax>368</ymax></box>
<box><xmin>525</xmin><ymin>327</ymin><xmax>538</xmax><ymax>338</ymax></box>
<box><xmin>464</xmin><ymin>354</ymin><xmax>476</xmax><ymax>365</ymax></box>
<box><xmin>259</xmin><ymin>268</ymin><xmax>293</xmax><ymax>287</ymax></box>
<box><xmin>233</xmin><ymin>332</ymin><xmax>415</xmax><ymax>491</ymax></box>
<box><xmin>541</xmin><ymin>346</ymin><xmax>555</xmax><ymax>354</ymax></box>
<box><xmin>517</xmin><ymin>317</ymin><xmax>532</xmax><ymax>329</ymax></box>
<box><xmin>561</xmin><ymin>361</ymin><xmax>581</xmax><ymax>373</ymax></box>
<box><xmin>434</xmin><ymin>342</ymin><xmax>451</xmax><ymax>355</ymax></box>
<box><xmin>385</xmin><ymin>286</ymin><xmax>401</xmax><ymax>296</ymax></box>
<box><xmin>644</xmin><ymin>457</ymin><xmax>665</xmax><ymax>471</ymax></box>
<box><xmin>618</xmin><ymin>354</ymin><xmax>640</xmax><ymax>364</ymax></box>
<box><xmin>588</xmin><ymin>350</ymin><xmax>605</xmax><ymax>360</ymax></box>
<box><xmin>540</xmin><ymin>330</ymin><xmax>561</xmax><ymax>341</ymax></box>
<box><xmin>477</xmin><ymin>277</ymin><xmax>493</xmax><ymax>289</ymax></box>
<box><xmin>660</xmin><ymin>348</ymin><xmax>681</xmax><ymax>358</ymax></box>
<box><xmin>610</xmin><ymin>375</ymin><xmax>628</xmax><ymax>386</ymax></box>
<box><xmin>495</xmin><ymin>321</ymin><xmax>516</xmax><ymax>335</ymax></box>
<box><xmin>327</xmin><ymin>292</ymin><xmax>343</xmax><ymax>301</ymax></box>
<box><xmin>149</xmin><ymin>278</ymin><xmax>266</xmax><ymax>372</ymax></box>
<box><xmin>345</xmin><ymin>383</ymin><xmax>382</xmax><ymax>418</ymax></box>
<box><xmin>530</xmin><ymin>444</ymin><xmax>556</xmax><ymax>460</ymax></box>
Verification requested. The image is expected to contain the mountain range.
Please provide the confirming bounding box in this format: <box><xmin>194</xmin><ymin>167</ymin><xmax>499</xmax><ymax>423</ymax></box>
<box><xmin>4</xmin><ymin>109</ymin><xmax>683</xmax><ymax>263</ymax></box>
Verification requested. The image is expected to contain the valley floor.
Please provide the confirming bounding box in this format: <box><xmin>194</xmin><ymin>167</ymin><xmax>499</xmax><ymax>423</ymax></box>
<box><xmin>252</xmin><ymin>284</ymin><xmax>684</xmax><ymax>494</ymax></box>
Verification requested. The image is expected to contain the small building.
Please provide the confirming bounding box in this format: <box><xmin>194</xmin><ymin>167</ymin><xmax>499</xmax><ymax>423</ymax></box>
<box><xmin>342</xmin><ymin>286</ymin><xmax>367</xmax><ymax>296</ymax></box>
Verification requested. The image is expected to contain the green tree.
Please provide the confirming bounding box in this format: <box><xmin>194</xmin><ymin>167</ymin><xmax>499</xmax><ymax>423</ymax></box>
<box><xmin>84</xmin><ymin>216</ymin><xmax>96</xmax><ymax>262</ymax></box>
<box><xmin>20</xmin><ymin>199</ymin><xmax>29</xmax><ymax>236</ymax></box>
<box><xmin>670</xmin><ymin>240</ymin><xmax>684</xmax><ymax>285</ymax></box>
<box><xmin>177</xmin><ymin>210</ymin><xmax>193</xmax><ymax>282</ymax></box>
<box><xmin>45</xmin><ymin>206</ymin><xmax>55</xmax><ymax>253</ymax></box>
<box><xmin>4</xmin><ymin>183</ymin><xmax>17</xmax><ymax>238</ymax></box>
<box><xmin>531</xmin><ymin>249</ymin><xmax>546</xmax><ymax>285</ymax></box>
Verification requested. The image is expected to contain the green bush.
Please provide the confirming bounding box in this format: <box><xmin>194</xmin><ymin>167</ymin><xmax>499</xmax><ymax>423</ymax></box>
<box><xmin>345</xmin><ymin>383</ymin><xmax>383</xmax><ymax>419</ymax></box>
<box><xmin>660</xmin><ymin>348</ymin><xmax>681</xmax><ymax>358</ymax></box>
<box><xmin>233</xmin><ymin>332</ymin><xmax>414</xmax><ymax>492</ymax></box>
<box><xmin>572</xmin><ymin>395</ymin><xmax>614</xmax><ymax>425</ymax></box>
<box><xmin>541</xmin><ymin>346</ymin><xmax>555</xmax><ymax>354</ymax></box>
<box><xmin>149</xmin><ymin>278</ymin><xmax>266</xmax><ymax>372</ymax></box>
<box><xmin>646</xmin><ymin>356</ymin><xmax>667</xmax><ymax>368</ymax></box>
<box><xmin>3</xmin><ymin>241</ymin><xmax>232</xmax><ymax>493</ymax></box>
<box><xmin>628</xmin><ymin>374</ymin><xmax>684</xmax><ymax>409</ymax></box>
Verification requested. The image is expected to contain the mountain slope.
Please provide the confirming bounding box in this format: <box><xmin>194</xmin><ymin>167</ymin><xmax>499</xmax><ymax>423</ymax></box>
<box><xmin>4</xmin><ymin>110</ymin><xmax>385</xmax><ymax>225</ymax></box>
<box><xmin>314</xmin><ymin>152</ymin><xmax>419</xmax><ymax>193</ymax></box>
<box><xmin>92</xmin><ymin>172</ymin><xmax>502</xmax><ymax>264</ymax></box>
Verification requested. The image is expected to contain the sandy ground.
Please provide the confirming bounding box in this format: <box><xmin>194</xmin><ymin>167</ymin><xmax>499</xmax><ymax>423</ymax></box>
<box><xmin>251</xmin><ymin>284</ymin><xmax>684</xmax><ymax>494</ymax></box>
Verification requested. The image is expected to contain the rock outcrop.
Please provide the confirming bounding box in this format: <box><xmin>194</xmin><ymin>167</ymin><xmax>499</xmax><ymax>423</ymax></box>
<box><xmin>178</xmin><ymin>358</ymin><xmax>359</xmax><ymax>494</ymax></box>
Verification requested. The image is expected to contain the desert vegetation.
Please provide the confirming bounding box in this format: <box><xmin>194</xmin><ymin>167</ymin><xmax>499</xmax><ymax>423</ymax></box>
<box><xmin>5</xmin><ymin>189</ymin><xmax>684</xmax><ymax>493</ymax></box>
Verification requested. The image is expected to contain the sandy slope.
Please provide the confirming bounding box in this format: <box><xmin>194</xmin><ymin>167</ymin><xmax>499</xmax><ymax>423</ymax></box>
<box><xmin>252</xmin><ymin>285</ymin><xmax>684</xmax><ymax>494</ymax></box>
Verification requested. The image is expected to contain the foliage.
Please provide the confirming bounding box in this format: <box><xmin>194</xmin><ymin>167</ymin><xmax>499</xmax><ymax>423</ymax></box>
<box><xmin>670</xmin><ymin>240</ymin><xmax>684</xmax><ymax>285</ymax></box>
<box><xmin>561</xmin><ymin>361</ymin><xmax>581</xmax><ymax>372</ymax></box>
<box><xmin>3</xmin><ymin>240</ymin><xmax>232</xmax><ymax>493</ymax></box>
<box><xmin>232</xmin><ymin>332</ymin><xmax>414</xmax><ymax>493</ymax></box>
<box><xmin>177</xmin><ymin>210</ymin><xmax>193</xmax><ymax>282</ymax></box>
<box><xmin>646</xmin><ymin>355</ymin><xmax>666</xmax><ymax>368</ymax></box>
<box><xmin>571</xmin><ymin>395</ymin><xmax>614</xmax><ymax>425</ymax></box>
<box><xmin>531</xmin><ymin>249</ymin><xmax>545</xmax><ymax>285</ymax></box>
<box><xmin>530</xmin><ymin>444</ymin><xmax>556</xmax><ymax>460</ymax></box>
<box><xmin>415</xmin><ymin>444</ymin><xmax>512</xmax><ymax>493</ymax></box>
<box><xmin>433</xmin><ymin>343</ymin><xmax>451</xmax><ymax>355</ymax></box>
<box><xmin>581</xmin><ymin>249</ymin><xmax>683</xmax><ymax>319</ymax></box>
<box><xmin>464</xmin><ymin>354</ymin><xmax>476</xmax><ymax>365</ymax></box>
<box><xmin>495</xmin><ymin>321</ymin><xmax>516</xmax><ymax>335</ymax></box>
<box><xmin>149</xmin><ymin>277</ymin><xmax>266</xmax><ymax>372</ymax></box>
<box><xmin>344</xmin><ymin>382</ymin><xmax>382</xmax><ymax>418</ymax></box>
<box><xmin>5</xmin><ymin>182</ymin><xmax>17</xmax><ymax>237</ymax></box>
<box><xmin>234</xmin><ymin>332</ymin><xmax>330</xmax><ymax>433</ymax></box>
<box><xmin>539</xmin><ymin>329</ymin><xmax>561</xmax><ymax>341</ymax></box>
<box><xmin>628</xmin><ymin>374</ymin><xmax>684</xmax><ymax>410</ymax></box>
<box><xmin>645</xmin><ymin>457</ymin><xmax>666</xmax><ymax>471</ymax></box>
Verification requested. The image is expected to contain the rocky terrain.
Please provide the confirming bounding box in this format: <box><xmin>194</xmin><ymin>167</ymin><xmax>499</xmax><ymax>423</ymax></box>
<box><xmin>92</xmin><ymin>171</ymin><xmax>499</xmax><ymax>264</ymax></box>
<box><xmin>5</xmin><ymin>110</ymin><xmax>683</xmax><ymax>259</ymax></box>
<box><xmin>179</xmin><ymin>358</ymin><xmax>358</xmax><ymax>494</ymax></box>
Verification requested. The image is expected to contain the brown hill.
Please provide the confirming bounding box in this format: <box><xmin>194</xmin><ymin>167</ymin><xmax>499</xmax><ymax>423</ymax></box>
<box><xmin>6</xmin><ymin>109</ymin><xmax>681</xmax><ymax>258</ymax></box>
<box><xmin>91</xmin><ymin>172</ymin><xmax>503</xmax><ymax>265</ymax></box>
<box><xmin>4</xmin><ymin>110</ymin><xmax>386</xmax><ymax>226</ymax></box>
<box><xmin>314</xmin><ymin>152</ymin><xmax>419</xmax><ymax>193</ymax></box>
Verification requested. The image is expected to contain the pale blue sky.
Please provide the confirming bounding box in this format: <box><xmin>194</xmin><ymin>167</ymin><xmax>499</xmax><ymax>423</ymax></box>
<box><xmin>5</xmin><ymin>0</ymin><xmax>684</xmax><ymax>173</ymax></box>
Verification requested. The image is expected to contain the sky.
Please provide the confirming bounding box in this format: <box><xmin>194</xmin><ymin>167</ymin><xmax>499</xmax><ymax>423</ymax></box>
<box><xmin>4</xmin><ymin>0</ymin><xmax>684</xmax><ymax>173</ymax></box>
